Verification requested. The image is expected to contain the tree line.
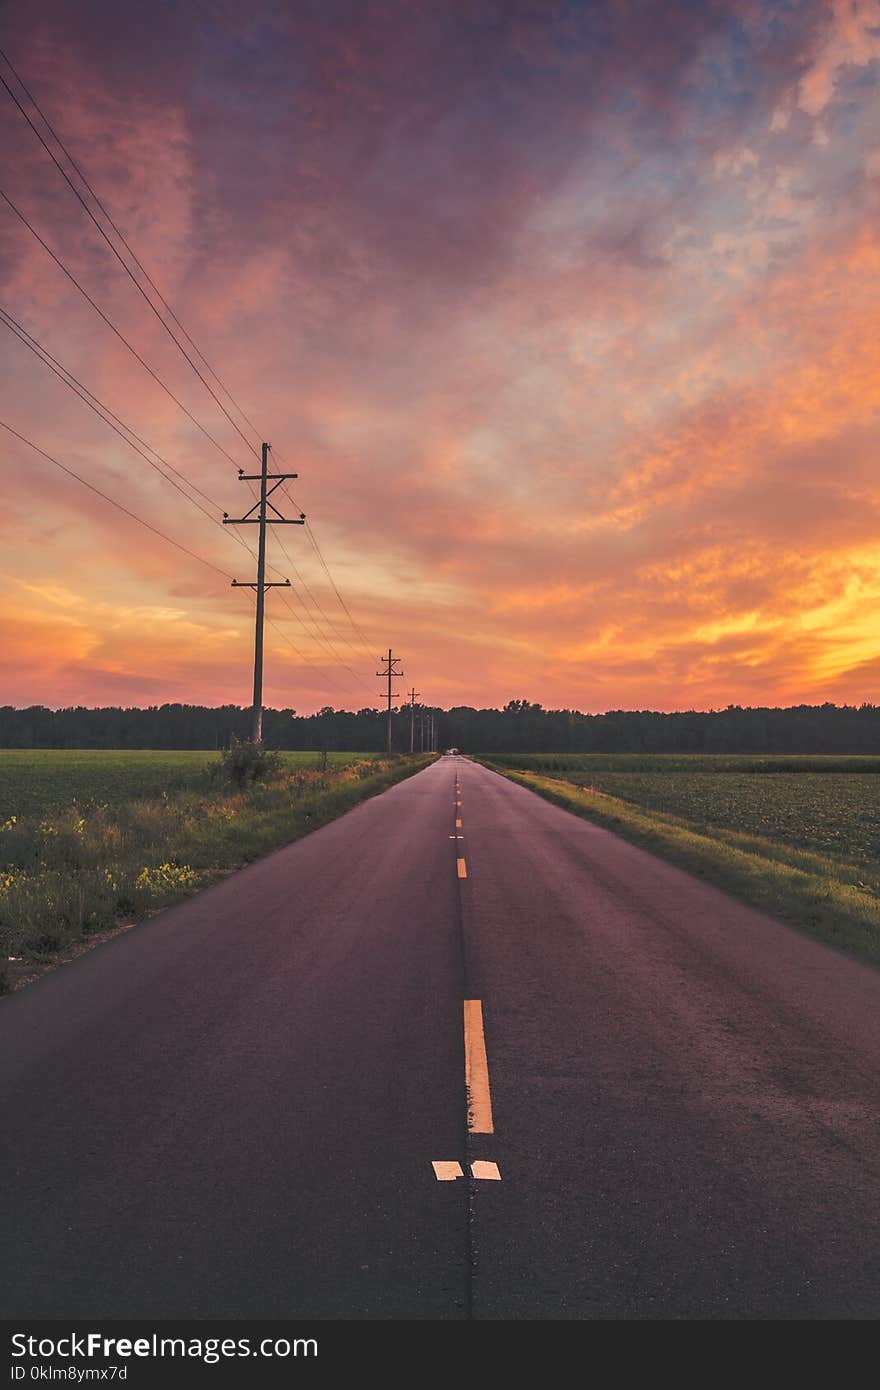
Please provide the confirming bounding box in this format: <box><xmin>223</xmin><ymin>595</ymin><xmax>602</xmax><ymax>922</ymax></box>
<box><xmin>1</xmin><ymin>699</ymin><xmax>878</xmax><ymax>753</ymax></box>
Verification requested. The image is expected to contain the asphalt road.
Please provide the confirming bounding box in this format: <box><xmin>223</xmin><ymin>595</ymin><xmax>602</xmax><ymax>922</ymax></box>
<box><xmin>2</xmin><ymin>755</ymin><xmax>880</xmax><ymax>1319</ymax></box>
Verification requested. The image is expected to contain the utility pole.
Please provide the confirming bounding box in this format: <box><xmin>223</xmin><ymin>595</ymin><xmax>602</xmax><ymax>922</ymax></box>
<box><xmin>376</xmin><ymin>648</ymin><xmax>404</xmax><ymax>755</ymax></box>
<box><xmin>224</xmin><ymin>443</ymin><xmax>304</xmax><ymax>743</ymax></box>
<box><xmin>408</xmin><ymin>687</ymin><xmax>420</xmax><ymax>754</ymax></box>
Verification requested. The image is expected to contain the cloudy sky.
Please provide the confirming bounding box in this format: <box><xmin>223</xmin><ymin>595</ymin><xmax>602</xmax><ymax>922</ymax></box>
<box><xmin>1</xmin><ymin>0</ymin><xmax>878</xmax><ymax>714</ymax></box>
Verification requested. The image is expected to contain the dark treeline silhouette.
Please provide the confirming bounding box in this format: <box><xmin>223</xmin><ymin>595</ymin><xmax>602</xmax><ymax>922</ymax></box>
<box><xmin>1</xmin><ymin>699</ymin><xmax>878</xmax><ymax>753</ymax></box>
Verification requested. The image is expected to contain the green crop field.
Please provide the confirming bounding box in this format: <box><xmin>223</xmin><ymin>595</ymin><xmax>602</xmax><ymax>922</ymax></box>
<box><xmin>487</xmin><ymin>753</ymin><xmax>880</xmax><ymax>871</ymax></box>
<box><xmin>481</xmin><ymin>753</ymin><xmax>880</xmax><ymax>963</ymax></box>
<box><xmin>489</xmin><ymin>752</ymin><xmax>880</xmax><ymax>776</ymax></box>
<box><xmin>0</xmin><ymin>749</ymin><xmax>377</xmax><ymax>820</ymax></box>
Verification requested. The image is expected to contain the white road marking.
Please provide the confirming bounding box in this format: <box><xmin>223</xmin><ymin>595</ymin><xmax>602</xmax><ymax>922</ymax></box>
<box><xmin>432</xmin><ymin>1161</ymin><xmax>464</xmax><ymax>1181</ymax></box>
<box><xmin>471</xmin><ymin>1161</ymin><xmax>501</xmax><ymax>1181</ymax></box>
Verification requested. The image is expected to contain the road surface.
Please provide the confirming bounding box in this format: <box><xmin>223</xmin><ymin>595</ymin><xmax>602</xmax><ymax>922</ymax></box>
<box><xmin>2</xmin><ymin>756</ymin><xmax>880</xmax><ymax>1319</ymax></box>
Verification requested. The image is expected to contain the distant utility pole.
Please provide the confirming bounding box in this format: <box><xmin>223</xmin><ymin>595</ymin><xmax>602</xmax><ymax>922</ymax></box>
<box><xmin>408</xmin><ymin>687</ymin><xmax>420</xmax><ymax>754</ymax></box>
<box><xmin>376</xmin><ymin>648</ymin><xmax>404</xmax><ymax>755</ymax></box>
<box><xmin>224</xmin><ymin>443</ymin><xmax>304</xmax><ymax>743</ymax></box>
<box><xmin>431</xmin><ymin>712</ymin><xmax>436</xmax><ymax>753</ymax></box>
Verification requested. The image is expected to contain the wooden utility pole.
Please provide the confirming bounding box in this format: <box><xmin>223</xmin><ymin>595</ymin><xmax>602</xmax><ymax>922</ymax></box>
<box><xmin>224</xmin><ymin>443</ymin><xmax>304</xmax><ymax>742</ymax></box>
<box><xmin>408</xmin><ymin>687</ymin><xmax>420</xmax><ymax>754</ymax></box>
<box><xmin>376</xmin><ymin>648</ymin><xmax>404</xmax><ymax>755</ymax></box>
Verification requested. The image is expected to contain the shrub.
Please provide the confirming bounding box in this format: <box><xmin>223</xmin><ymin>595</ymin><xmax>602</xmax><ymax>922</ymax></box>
<box><xmin>25</xmin><ymin>930</ymin><xmax>64</xmax><ymax>957</ymax></box>
<box><xmin>212</xmin><ymin>739</ymin><xmax>284</xmax><ymax>788</ymax></box>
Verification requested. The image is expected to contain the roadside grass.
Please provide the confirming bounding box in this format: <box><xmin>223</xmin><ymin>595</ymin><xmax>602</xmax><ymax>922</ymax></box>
<box><xmin>0</xmin><ymin>753</ymin><xmax>434</xmax><ymax>992</ymax></box>
<box><xmin>476</xmin><ymin>761</ymin><xmax>880</xmax><ymax>966</ymax></box>
<box><xmin>0</xmin><ymin>748</ymin><xmax>379</xmax><ymax>820</ymax></box>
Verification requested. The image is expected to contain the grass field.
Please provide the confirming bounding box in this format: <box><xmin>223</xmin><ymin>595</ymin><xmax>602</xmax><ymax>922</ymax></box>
<box><xmin>480</xmin><ymin>753</ymin><xmax>880</xmax><ymax>965</ymax></box>
<box><xmin>0</xmin><ymin>749</ymin><xmax>378</xmax><ymax>819</ymax></box>
<box><xmin>0</xmin><ymin>749</ymin><xmax>425</xmax><ymax>991</ymax></box>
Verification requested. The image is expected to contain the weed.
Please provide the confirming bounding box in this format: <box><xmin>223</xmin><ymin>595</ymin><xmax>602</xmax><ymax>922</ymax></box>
<box><xmin>0</xmin><ymin>753</ymin><xmax>436</xmax><ymax>979</ymax></box>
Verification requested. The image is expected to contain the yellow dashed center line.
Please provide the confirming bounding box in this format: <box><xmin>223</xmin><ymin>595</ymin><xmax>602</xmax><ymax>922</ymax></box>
<box><xmin>457</xmin><ymin>857</ymin><xmax>467</xmax><ymax>878</ymax></box>
<box><xmin>463</xmin><ymin>999</ymin><xmax>494</xmax><ymax>1134</ymax></box>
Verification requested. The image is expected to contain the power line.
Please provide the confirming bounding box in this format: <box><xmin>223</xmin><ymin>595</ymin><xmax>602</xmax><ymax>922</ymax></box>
<box><xmin>236</xmin><ymin>577</ymin><xmax>369</xmax><ymax>700</ymax></box>
<box><xmin>296</xmin><ymin>525</ymin><xmax>374</xmax><ymax>662</ymax></box>
<box><xmin>0</xmin><ymin>50</ymin><xmax>275</xmax><ymax>595</ymax></box>
<box><xmin>264</xmin><ymin>613</ymin><xmax>356</xmax><ymax>697</ymax></box>
<box><xmin>0</xmin><ymin>52</ymin><xmax>377</xmax><ymax>686</ymax></box>
<box><xmin>245</xmin><ymin>461</ymin><xmax>375</xmax><ymax>689</ymax></box>
<box><xmin>262</xmin><ymin>583</ymin><xmax>379</xmax><ymax>697</ymax></box>
<box><xmin>0</xmin><ymin>417</ymin><xmax>233</xmax><ymax>580</ymax></box>
<box><xmin>0</xmin><ymin>304</ymin><xmax>306</xmax><ymax>588</ymax></box>
<box><xmin>230</xmin><ymin>454</ymin><xmax>375</xmax><ymax>694</ymax></box>
<box><xmin>228</xmin><ymin>444</ymin><xmax>373</xmax><ymax>674</ymax></box>
<box><xmin>0</xmin><ymin>189</ymin><xmax>374</xmax><ymax>680</ymax></box>
<box><xmin>303</xmin><ymin>519</ymin><xmax>376</xmax><ymax>662</ymax></box>
<box><xmin>0</xmin><ymin>305</ymin><xmax>222</xmax><ymax>523</ymax></box>
<box><xmin>0</xmin><ymin>50</ymin><xmax>270</xmax><ymax>562</ymax></box>
<box><xmin>0</xmin><ymin>299</ymin><xmax>367</xmax><ymax>676</ymax></box>
<box><xmin>274</xmin><ymin>583</ymin><xmax>375</xmax><ymax>693</ymax></box>
<box><xmin>265</xmin><ymin>524</ymin><xmax>376</xmax><ymax>682</ymax></box>
<box><xmin>0</xmin><ymin>57</ymin><xmax>260</xmax><ymax>462</ymax></box>
<box><xmin>277</xmin><ymin>471</ymin><xmax>375</xmax><ymax>665</ymax></box>
<box><xmin>0</xmin><ymin>416</ymin><xmax>369</xmax><ymax>699</ymax></box>
<box><xmin>0</xmin><ymin>187</ymin><xmax>246</xmax><ymax>472</ymax></box>
<box><xmin>0</xmin><ymin>44</ymin><xmax>265</xmax><ymax>451</ymax></box>
<box><xmin>0</xmin><ymin>307</ymin><xmax>372</xmax><ymax>690</ymax></box>
<box><xmin>0</xmin><ymin>210</ymin><xmax>378</xmax><ymax>703</ymax></box>
<box><xmin>0</xmin><ymin>176</ymin><xmax>271</xmax><ymax>588</ymax></box>
<box><xmin>267</xmin><ymin>476</ymin><xmax>375</xmax><ymax>668</ymax></box>
<box><xmin>0</xmin><ymin>48</ymin><xmax>376</xmax><ymax>674</ymax></box>
<box><xmin>234</xmin><ymin>478</ymin><xmax>375</xmax><ymax>688</ymax></box>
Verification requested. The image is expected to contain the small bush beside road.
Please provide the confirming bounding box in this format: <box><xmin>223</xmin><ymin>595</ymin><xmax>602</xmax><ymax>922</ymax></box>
<box><xmin>212</xmin><ymin>738</ymin><xmax>284</xmax><ymax>788</ymax></box>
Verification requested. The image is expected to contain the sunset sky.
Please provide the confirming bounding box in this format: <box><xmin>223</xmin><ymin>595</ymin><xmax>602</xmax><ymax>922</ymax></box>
<box><xmin>2</xmin><ymin>0</ymin><xmax>879</xmax><ymax>715</ymax></box>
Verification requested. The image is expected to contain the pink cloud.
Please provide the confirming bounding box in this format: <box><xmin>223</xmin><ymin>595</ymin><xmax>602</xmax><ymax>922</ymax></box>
<box><xmin>2</xmin><ymin>1</ymin><xmax>879</xmax><ymax>714</ymax></box>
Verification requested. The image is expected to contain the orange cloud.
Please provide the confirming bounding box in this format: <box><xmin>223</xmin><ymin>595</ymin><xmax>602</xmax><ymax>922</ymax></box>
<box><xmin>2</xmin><ymin>0</ymin><xmax>880</xmax><ymax>714</ymax></box>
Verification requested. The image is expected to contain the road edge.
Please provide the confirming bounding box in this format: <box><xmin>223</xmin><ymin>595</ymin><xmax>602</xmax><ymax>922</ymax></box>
<box><xmin>471</xmin><ymin>756</ymin><xmax>880</xmax><ymax>969</ymax></box>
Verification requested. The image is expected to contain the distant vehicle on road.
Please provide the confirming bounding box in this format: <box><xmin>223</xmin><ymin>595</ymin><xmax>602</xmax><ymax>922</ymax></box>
<box><xmin>443</xmin><ymin>747</ymin><xmax>460</xmax><ymax>756</ymax></box>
